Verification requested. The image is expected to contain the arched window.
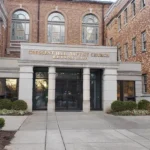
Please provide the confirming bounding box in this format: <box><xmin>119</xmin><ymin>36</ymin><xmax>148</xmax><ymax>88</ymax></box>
<box><xmin>48</xmin><ymin>12</ymin><xmax>65</xmax><ymax>43</ymax></box>
<box><xmin>11</xmin><ymin>10</ymin><xmax>30</xmax><ymax>41</ymax></box>
<box><xmin>82</xmin><ymin>14</ymin><xmax>99</xmax><ymax>44</ymax></box>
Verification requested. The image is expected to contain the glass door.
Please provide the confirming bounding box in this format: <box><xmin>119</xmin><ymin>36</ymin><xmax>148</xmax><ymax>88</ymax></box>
<box><xmin>55</xmin><ymin>68</ymin><xmax>83</xmax><ymax>111</ymax></box>
<box><xmin>33</xmin><ymin>68</ymin><xmax>48</xmax><ymax>110</ymax></box>
<box><xmin>90</xmin><ymin>69</ymin><xmax>102</xmax><ymax>110</ymax></box>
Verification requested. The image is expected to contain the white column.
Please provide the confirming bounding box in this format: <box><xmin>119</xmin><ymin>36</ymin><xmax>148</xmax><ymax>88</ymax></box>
<box><xmin>48</xmin><ymin>67</ymin><xmax>56</xmax><ymax>112</ymax></box>
<box><xmin>135</xmin><ymin>80</ymin><xmax>142</xmax><ymax>102</ymax></box>
<box><xmin>19</xmin><ymin>66</ymin><xmax>33</xmax><ymax>112</ymax></box>
<box><xmin>83</xmin><ymin>68</ymin><xmax>90</xmax><ymax>112</ymax></box>
<box><xmin>103</xmin><ymin>68</ymin><xmax>117</xmax><ymax>112</ymax></box>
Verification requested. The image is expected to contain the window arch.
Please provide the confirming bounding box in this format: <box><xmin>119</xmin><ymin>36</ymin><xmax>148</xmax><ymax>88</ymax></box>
<box><xmin>82</xmin><ymin>14</ymin><xmax>99</xmax><ymax>44</ymax></box>
<box><xmin>48</xmin><ymin>12</ymin><xmax>65</xmax><ymax>43</ymax></box>
<box><xmin>11</xmin><ymin>10</ymin><xmax>30</xmax><ymax>41</ymax></box>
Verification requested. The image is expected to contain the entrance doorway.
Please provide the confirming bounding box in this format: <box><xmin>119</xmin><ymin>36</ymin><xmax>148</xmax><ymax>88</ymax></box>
<box><xmin>90</xmin><ymin>69</ymin><xmax>102</xmax><ymax>110</ymax></box>
<box><xmin>33</xmin><ymin>67</ymin><xmax>48</xmax><ymax>110</ymax></box>
<box><xmin>55</xmin><ymin>68</ymin><xmax>83</xmax><ymax>111</ymax></box>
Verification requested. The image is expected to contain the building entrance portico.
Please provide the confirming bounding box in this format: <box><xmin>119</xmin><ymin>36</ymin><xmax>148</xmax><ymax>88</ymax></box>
<box><xmin>18</xmin><ymin>43</ymin><xmax>118</xmax><ymax>112</ymax></box>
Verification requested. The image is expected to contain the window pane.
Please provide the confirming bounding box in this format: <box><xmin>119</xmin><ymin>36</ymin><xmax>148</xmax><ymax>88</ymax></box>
<box><xmin>123</xmin><ymin>81</ymin><xmax>135</xmax><ymax>101</ymax></box>
<box><xmin>0</xmin><ymin>79</ymin><xmax>18</xmax><ymax>100</ymax></box>
<box><xmin>48</xmin><ymin>13</ymin><xmax>65</xmax><ymax>43</ymax></box>
<box><xmin>6</xmin><ymin>79</ymin><xmax>18</xmax><ymax>100</ymax></box>
<box><xmin>82</xmin><ymin>14</ymin><xmax>98</xmax><ymax>44</ymax></box>
<box><xmin>36</xmin><ymin>72</ymin><xmax>48</xmax><ymax>79</ymax></box>
<box><xmin>117</xmin><ymin>81</ymin><xmax>121</xmax><ymax>100</ymax></box>
<box><xmin>52</xmin><ymin>25</ymin><xmax>61</xmax><ymax>43</ymax></box>
<box><xmin>11</xmin><ymin>10</ymin><xmax>30</xmax><ymax>41</ymax></box>
<box><xmin>0</xmin><ymin>79</ymin><xmax>6</xmax><ymax>99</ymax></box>
<box><xmin>11</xmin><ymin>22</ymin><xmax>29</xmax><ymax>41</ymax></box>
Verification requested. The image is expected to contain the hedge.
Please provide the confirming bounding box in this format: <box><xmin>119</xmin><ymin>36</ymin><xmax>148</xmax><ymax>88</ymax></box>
<box><xmin>0</xmin><ymin>118</ymin><xmax>5</xmax><ymax>128</ymax></box>
<box><xmin>12</xmin><ymin>100</ymin><xmax>27</xmax><ymax>110</ymax></box>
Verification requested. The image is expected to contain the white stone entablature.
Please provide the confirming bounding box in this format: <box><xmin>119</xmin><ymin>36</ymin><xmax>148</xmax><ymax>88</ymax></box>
<box><xmin>19</xmin><ymin>43</ymin><xmax>118</xmax><ymax>69</ymax></box>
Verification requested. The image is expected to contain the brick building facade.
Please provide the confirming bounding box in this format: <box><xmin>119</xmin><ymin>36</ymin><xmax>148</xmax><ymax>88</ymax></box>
<box><xmin>105</xmin><ymin>0</ymin><xmax>150</xmax><ymax>94</ymax></box>
<box><xmin>3</xmin><ymin>0</ymin><xmax>111</xmax><ymax>57</ymax></box>
<box><xmin>0</xmin><ymin>0</ymin><xmax>145</xmax><ymax>112</ymax></box>
<box><xmin>0</xmin><ymin>0</ymin><xmax>7</xmax><ymax>57</ymax></box>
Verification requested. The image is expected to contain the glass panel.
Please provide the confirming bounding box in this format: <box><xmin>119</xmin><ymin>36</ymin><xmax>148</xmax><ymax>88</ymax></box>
<box><xmin>123</xmin><ymin>81</ymin><xmax>135</xmax><ymax>101</ymax></box>
<box><xmin>12</xmin><ymin>10</ymin><xmax>30</xmax><ymax>20</ymax></box>
<box><xmin>11</xmin><ymin>22</ymin><xmax>29</xmax><ymax>41</ymax></box>
<box><xmin>34</xmin><ymin>79</ymin><xmax>48</xmax><ymax>110</ymax></box>
<box><xmin>90</xmin><ymin>70</ymin><xmax>102</xmax><ymax>110</ymax></box>
<box><xmin>0</xmin><ymin>79</ymin><xmax>18</xmax><ymax>100</ymax></box>
<box><xmin>56</xmin><ymin>72</ymin><xmax>82</xmax><ymax>80</ymax></box>
<box><xmin>86</xmin><ymin>26</ymin><xmax>96</xmax><ymax>43</ymax></box>
<box><xmin>117</xmin><ymin>81</ymin><xmax>121</xmax><ymax>100</ymax></box>
<box><xmin>55</xmin><ymin>69</ymin><xmax>83</xmax><ymax>111</ymax></box>
<box><xmin>0</xmin><ymin>79</ymin><xmax>6</xmax><ymax>99</ymax></box>
<box><xmin>52</xmin><ymin>25</ymin><xmax>61</xmax><ymax>42</ymax></box>
<box><xmin>35</xmin><ymin>72</ymin><xmax>48</xmax><ymax>79</ymax></box>
<box><xmin>48</xmin><ymin>13</ymin><xmax>65</xmax><ymax>22</ymax></box>
<box><xmin>83</xmin><ymin>14</ymin><xmax>98</xmax><ymax>24</ymax></box>
<box><xmin>6</xmin><ymin>79</ymin><xmax>18</xmax><ymax>100</ymax></box>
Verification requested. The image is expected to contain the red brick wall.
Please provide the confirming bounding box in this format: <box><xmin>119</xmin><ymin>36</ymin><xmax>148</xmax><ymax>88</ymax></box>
<box><xmin>105</xmin><ymin>0</ymin><xmax>150</xmax><ymax>93</ymax></box>
<box><xmin>0</xmin><ymin>25</ymin><xmax>7</xmax><ymax>57</ymax></box>
<box><xmin>3</xmin><ymin>0</ymin><xmax>111</xmax><ymax>58</ymax></box>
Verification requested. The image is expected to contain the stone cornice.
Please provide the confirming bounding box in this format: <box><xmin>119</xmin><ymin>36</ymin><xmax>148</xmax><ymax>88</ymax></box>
<box><xmin>18</xmin><ymin>60</ymin><xmax>119</xmax><ymax>69</ymax></box>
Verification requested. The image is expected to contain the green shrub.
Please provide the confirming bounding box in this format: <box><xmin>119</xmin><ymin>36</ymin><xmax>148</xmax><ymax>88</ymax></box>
<box><xmin>112</xmin><ymin>110</ymin><xmax>150</xmax><ymax>116</ymax></box>
<box><xmin>111</xmin><ymin>101</ymin><xmax>126</xmax><ymax>112</ymax></box>
<box><xmin>0</xmin><ymin>99</ymin><xmax>12</xmax><ymax>110</ymax></box>
<box><xmin>138</xmin><ymin>100</ymin><xmax>150</xmax><ymax>110</ymax></box>
<box><xmin>12</xmin><ymin>100</ymin><xmax>27</xmax><ymax>110</ymax></box>
<box><xmin>0</xmin><ymin>109</ymin><xmax>29</xmax><ymax>115</ymax></box>
<box><xmin>124</xmin><ymin>101</ymin><xmax>137</xmax><ymax>111</ymax></box>
<box><xmin>147</xmin><ymin>103</ymin><xmax>150</xmax><ymax>111</ymax></box>
<box><xmin>0</xmin><ymin>118</ymin><xmax>5</xmax><ymax>128</ymax></box>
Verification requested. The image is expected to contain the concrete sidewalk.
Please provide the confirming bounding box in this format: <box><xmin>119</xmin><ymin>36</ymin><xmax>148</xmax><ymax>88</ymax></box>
<box><xmin>0</xmin><ymin>116</ymin><xmax>27</xmax><ymax>131</ymax></box>
<box><xmin>4</xmin><ymin>112</ymin><xmax>150</xmax><ymax>150</ymax></box>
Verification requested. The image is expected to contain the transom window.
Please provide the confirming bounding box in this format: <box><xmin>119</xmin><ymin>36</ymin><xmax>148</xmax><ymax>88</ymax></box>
<box><xmin>11</xmin><ymin>10</ymin><xmax>30</xmax><ymax>41</ymax></box>
<box><xmin>48</xmin><ymin>12</ymin><xmax>65</xmax><ymax>43</ymax></box>
<box><xmin>82</xmin><ymin>14</ymin><xmax>99</xmax><ymax>44</ymax></box>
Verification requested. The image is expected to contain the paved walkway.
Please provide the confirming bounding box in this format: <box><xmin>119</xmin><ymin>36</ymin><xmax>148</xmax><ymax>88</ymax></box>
<box><xmin>4</xmin><ymin>111</ymin><xmax>150</xmax><ymax>150</ymax></box>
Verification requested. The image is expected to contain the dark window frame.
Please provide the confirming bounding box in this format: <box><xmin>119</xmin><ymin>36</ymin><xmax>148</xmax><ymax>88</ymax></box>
<box><xmin>124</xmin><ymin>43</ymin><xmax>128</xmax><ymax>60</ymax></box>
<box><xmin>131</xmin><ymin>0</ymin><xmax>136</xmax><ymax>16</ymax></box>
<box><xmin>11</xmin><ymin>10</ymin><xmax>30</xmax><ymax>42</ymax></box>
<box><xmin>124</xmin><ymin>8</ymin><xmax>128</xmax><ymax>24</ymax></box>
<box><xmin>117</xmin><ymin>81</ymin><xmax>136</xmax><ymax>101</ymax></box>
<box><xmin>118</xmin><ymin>15</ymin><xmax>121</xmax><ymax>30</ymax></box>
<box><xmin>142</xmin><ymin>74</ymin><xmax>147</xmax><ymax>93</ymax></box>
<box><xmin>141</xmin><ymin>31</ymin><xmax>146</xmax><ymax>51</ymax></box>
<box><xmin>132</xmin><ymin>37</ymin><xmax>136</xmax><ymax>56</ymax></box>
<box><xmin>117</xmin><ymin>47</ymin><xmax>121</xmax><ymax>61</ymax></box>
<box><xmin>0</xmin><ymin>78</ymin><xmax>19</xmax><ymax>101</ymax></box>
<box><xmin>141</xmin><ymin>0</ymin><xmax>146</xmax><ymax>9</ymax></box>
